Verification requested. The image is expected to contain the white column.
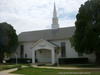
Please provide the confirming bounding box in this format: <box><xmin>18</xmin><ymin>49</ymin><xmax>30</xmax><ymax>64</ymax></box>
<box><xmin>32</xmin><ymin>50</ymin><xmax>35</xmax><ymax>63</ymax></box>
<box><xmin>51</xmin><ymin>49</ymin><xmax>55</xmax><ymax>64</ymax></box>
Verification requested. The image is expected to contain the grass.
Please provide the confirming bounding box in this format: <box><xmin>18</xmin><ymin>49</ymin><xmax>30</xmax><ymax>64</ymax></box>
<box><xmin>11</xmin><ymin>67</ymin><xmax>100</xmax><ymax>75</ymax></box>
<box><xmin>0</xmin><ymin>63</ymin><xmax>28</xmax><ymax>71</ymax></box>
<box><xmin>0</xmin><ymin>64</ymin><xmax>19</xmax><ymax>71</ymax></box>
<box><xmin>43</xmin><ymin>64</ymin><xmax>100</xmax><ymax>68</ymax></box>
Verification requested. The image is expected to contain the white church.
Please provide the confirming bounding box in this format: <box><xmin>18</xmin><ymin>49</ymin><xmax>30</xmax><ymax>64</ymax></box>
<box><xmin>15</xmin><ymin>3</ymin><xmax>96</xmax><ymax>64</ymax></box>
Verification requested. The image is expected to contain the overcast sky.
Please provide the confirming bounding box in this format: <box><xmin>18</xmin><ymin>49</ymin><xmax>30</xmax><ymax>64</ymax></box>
<box><xmin>0</xmin><ymin>0</ymin><xmax>87</xmax><ymax>34</ymax></box>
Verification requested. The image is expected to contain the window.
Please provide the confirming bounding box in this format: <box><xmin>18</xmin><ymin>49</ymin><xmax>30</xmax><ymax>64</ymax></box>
<box><xmin>61</xmin><ymin>42</ymin><xmax>66</xmax><ymax>57</ymax></box>
<box><xmin>20</xmin><ymin>45</ymin><xmax>24</xmax><ymax>58</ymax></box>
<box><xmin>35</xmin><ymin>51</ymin><xmax>37</xmax><ymax>57</ymax></box>
<box><xmin>25</xmin><ymin>54</ymin><xmax>27</xmax><ymax>58</ymax></box>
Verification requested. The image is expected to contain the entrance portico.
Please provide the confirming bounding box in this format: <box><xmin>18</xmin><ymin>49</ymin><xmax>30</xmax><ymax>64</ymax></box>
<box><xmin>32</xmin><ymin>39</ymin><xmax>56</xmax><ymax>64</ymax></box>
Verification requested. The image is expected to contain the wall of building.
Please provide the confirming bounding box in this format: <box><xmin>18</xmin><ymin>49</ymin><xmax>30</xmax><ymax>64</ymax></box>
<box><xmin>23</xmin><ymin>42</ymin><xmax>33</xmax><ymax>58</ymax></box>
<box><xmin>66</xmin><ymin>40</ymin><xmax>96</xmax><ymax>62</ymax></box>
<box><xmin>14</xmin><ymin>42</ymin><xmax>34</xmax><ymax>58</ymax></box>
<box><xmin>51</xmin><ymin>39</ymin><xmax>96</xmax><ymax>62</ymax></box>
<box><xmin>65</xmin><ymin>40</ymin><xmax>78</xmax><ymax>58</ymax></box>
<box><xmin>13</xmin><ymin>39</ymin><xmax>96</xmax><ymax>63</ymax></box>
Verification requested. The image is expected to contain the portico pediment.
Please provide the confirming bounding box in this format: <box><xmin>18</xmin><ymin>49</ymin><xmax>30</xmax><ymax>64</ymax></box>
<box><xmin>31</xmin><ymin>39</ymin><xmax>56</xmax><ymax>50</ymax></box>
<box><xmin>32</xmin><ymin>39</ymin><xmax>56</xmax><ymax>64</ymax></box>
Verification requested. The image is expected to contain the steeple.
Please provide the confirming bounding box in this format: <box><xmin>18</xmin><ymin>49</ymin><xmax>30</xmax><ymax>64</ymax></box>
<box><xmin>52</xmin><ymin>2</ymin><xmax>59</xmax><ymax>29</ymax></box>
<box><xmin>53</xmin><ymin>2</ymin><xmax>57</xmax><ymax>18</ymax></box>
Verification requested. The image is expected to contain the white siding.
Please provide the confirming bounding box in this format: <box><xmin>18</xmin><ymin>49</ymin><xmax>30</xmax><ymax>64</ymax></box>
<box><xmin>51</xmin><ymin>39</ymin><xmax>96</xmax><ymax>62</ymax></box>
<box><xmin>15</xmin><ymin>42</ymin><xmax>34</xmax><ymax>58</ymax></box>
<box><xmin>15</xmin><ymin>39</ymin><xmax>96</xmax><ymax>63</ymax></box>
<box><xmin>23</xmin><ymin>42</ymin><xmax>33</xmax><ymax>58</ymax></box>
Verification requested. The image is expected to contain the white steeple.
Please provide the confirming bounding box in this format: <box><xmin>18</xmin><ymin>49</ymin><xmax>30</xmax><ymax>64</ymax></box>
<box><xmin>53</xmin><ymin>2</ymin><xmax>57</xmax><ymax>18</ymax></box>
<box><xmin>52</xmin><ymin>2</ymin><xmax>59</xmax><ymax>29</ymax></box>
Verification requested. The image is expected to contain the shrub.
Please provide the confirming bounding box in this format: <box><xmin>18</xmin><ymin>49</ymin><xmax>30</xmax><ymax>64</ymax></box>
<box><xmin>37</xmin><ymin>64</ymin><xmax>46</xmax><ymax>66</ymax></box>
<box><xmin>17</xmin><ymin>65</ymin><xmax>22</xmax><ymax>70</ymax></box>
<box><xmin>6</xmin><ymin>58</ymin><xmax>32</xmax><ymax>64</ymax></box>
<box><xmin>59</xmin><ymin>58</ymin><xmax>88</xmax><ymax>65</ymax></box>
<box><xmin>53</xmin><ymin>63</ymin><xmax>58</xmax><ymax>66</ymax></box>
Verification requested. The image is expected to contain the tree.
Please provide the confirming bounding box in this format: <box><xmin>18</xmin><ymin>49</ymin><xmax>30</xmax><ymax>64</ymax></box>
<box><xmin>0</xmin><ymin>22</ymin><xmax>18</xmax><ymax>63</ymax></box>
<box><xmin>71</xmin><ymin>0</ymin><xmax>100</xmax><ymax>64</ymax></box>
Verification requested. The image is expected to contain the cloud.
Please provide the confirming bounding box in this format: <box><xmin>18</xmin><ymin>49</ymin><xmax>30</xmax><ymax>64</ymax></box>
<box><xmin>0</xmin><ymin>0</ymin><xmax>87</xmax><ymax>34</ymax></box>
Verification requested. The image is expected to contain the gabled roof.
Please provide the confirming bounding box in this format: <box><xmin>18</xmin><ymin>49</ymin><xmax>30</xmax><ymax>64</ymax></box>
<box><xmin>18</xmin><ymin>26</ymin><xmax>75</xmax><ymax>42</ymax></box>
<box><xmin>31</xmin><ymin>39</ymin><xmax>57</xmax><ymax>48</ymax></box>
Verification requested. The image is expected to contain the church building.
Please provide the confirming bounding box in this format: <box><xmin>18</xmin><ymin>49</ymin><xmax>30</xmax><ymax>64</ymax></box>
<box><xmin>15</xmin><ymin>3</ymin><xmax>96</xmax><ymax>64</ymax></box>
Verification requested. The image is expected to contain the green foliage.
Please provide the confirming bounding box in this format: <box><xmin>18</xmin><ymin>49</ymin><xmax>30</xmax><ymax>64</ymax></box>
<box><xmin>37</xmin><ymin>64</ymin><xmax>46</xmax><ymax>66</ymax></box>
<box><xmin>6</xmin><ymin>58</ymin><xmax>32</xmax><ymax>64</ymax></box>
<box><xmin>0</xmin><ymin>22</ymin><xmax>18</xmax><ymax>63</ymax></box>
<box><xmin>11</xmin><ymin>67</ymin><xmax>100</xmax><ymax>75</ymax></box>
<box><xmin>17</xmin><ymin>65</ymin><xmax>22</xmax><ymax>70</ymax></box>
<box><xmin>71</xmin><ymin>0</ymin><xmax>100</xmax><ymax>54</ymax></box>
<box><xmin>0</xmin><ymin>22</ymin><xmax>18</xmax><ymax>53</ymax></box>
<box><xmin>59</xmin><ymin>58</ymin><xmax>88</xmax><ymax>65</ymax></box>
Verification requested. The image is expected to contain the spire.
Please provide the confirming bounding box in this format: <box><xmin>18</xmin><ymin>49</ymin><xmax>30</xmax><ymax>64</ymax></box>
<box><xmin>52</xmin><ymin>2</ymin><xmax>59</xmax><ymax>29</ymax></box>
<box><xmin>53</xmin><ymin>2</ymin><xmax>57</xmax><ymax>18</ymax></box>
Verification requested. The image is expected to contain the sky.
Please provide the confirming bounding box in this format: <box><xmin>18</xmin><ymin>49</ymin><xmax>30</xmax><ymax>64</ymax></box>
<box><xmin>0</xmin><ymin>0</ymin><xmax>87</xmax><ymax>34</ymax></box>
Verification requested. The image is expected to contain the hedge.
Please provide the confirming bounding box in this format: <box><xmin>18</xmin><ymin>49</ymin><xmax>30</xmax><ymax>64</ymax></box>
<box><xmin>59</xmin><ymin>58</ymin><xmax>88</xmax><ymax>65</ymax></box>
<box><xmin>6</xmin><ymin>58</ymin><xmax>32</xmax><ymax>64</ymax></box>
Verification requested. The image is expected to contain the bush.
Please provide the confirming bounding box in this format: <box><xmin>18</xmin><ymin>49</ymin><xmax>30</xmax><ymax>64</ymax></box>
<box><xmin>6</xmin><ymin>58</ymin><xmax>32</xmax><ymax>64</ymax></box>
<box><xmin>53</xmin><ymin>63</ymin><xmax>58</xmax><ymax>66</ymax></box>
<box><xmin>59</xmin><ymin>58</ymin><xmax>88</xmax><ymax>65</ymax></box>
<box><xmin>17</xmin><ymin>65</ymin><xmax>22</xmax><ymax>70</ymax></box>
<box><xmin>37</xmin><ymin>64</ymin><xmax>46</xmax><ymax>66</ymax></box>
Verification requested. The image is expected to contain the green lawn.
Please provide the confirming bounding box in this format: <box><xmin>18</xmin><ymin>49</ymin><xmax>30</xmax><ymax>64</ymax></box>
<box><xmin>11</xmin><ymin>67</ymin><xmax>100</xmax><ymax>75</ymax></box>
<box><xmin>42</xmin><ymin>64</ymin><xmax>100</xmax><ymax>68</ymax></box>
<box><xmin>0</xmin><ymin>64</ymin><xmax>18</xmax><ymax>71</ymax></box>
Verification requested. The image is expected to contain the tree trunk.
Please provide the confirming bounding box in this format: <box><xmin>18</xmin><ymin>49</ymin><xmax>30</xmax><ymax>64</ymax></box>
<box><xmin>0</xmin><ymin>52</ymin><xmax>4</xmax><ymax>63</ymax></box>
<box><xmin>95</xmin><ymin>52</ymin><xmax>100</xmax><ymax>65</ymax></box>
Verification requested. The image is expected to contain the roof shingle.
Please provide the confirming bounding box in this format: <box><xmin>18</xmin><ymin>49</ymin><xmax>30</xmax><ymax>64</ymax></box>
<box><xmin>18</xmin><ymin>27</ymin><xmax>75</xmax><ymax>42</ymax></box>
